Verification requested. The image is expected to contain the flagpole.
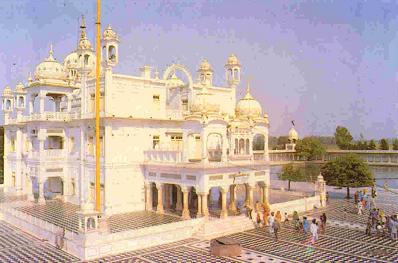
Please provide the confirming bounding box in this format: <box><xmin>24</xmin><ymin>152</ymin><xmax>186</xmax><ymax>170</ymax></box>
<box><xmin>95</xmin><ymin>0</ymin><xmax>101</xmax><ymax>213</ymax></box>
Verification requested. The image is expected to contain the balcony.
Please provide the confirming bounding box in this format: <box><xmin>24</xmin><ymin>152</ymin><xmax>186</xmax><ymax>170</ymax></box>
<box><xmin>29</xmin><ymin>149</ymin><xmax>65</xmax><ymax>160</ymax></box>
<box><xmin>144</xmin><ymin>149</ymin><xmax>183</xmax><ymax>163</ymax></box>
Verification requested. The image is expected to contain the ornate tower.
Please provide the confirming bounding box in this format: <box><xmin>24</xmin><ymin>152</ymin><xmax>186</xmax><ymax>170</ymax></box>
<box><xmin>76</xmin><ymin>16</ymin><xmax>95</xmax><ymax>71</ymax></box>
<box><xmin>14</xmin><ymin>82</ymin><xmax>26</xmax><ymax>121</ymax></box>
<box><xmin>225</xmin><ymin>54</ymin><xmax>241</xmax><ymax>86</ymax></box>
<box><xmin>102</xmin><ymin>25</ymin><xmax>119</xmax><ymax>68</ymax></box>
<box><xmin>2</xmin><ymin>86</ymin><xmax>13</xmax><ymax>123</ymax></box>
<box><xmin>197</xmin><ymin>59</ymin><xmax>213</xmax><ymax>86</ymax></box>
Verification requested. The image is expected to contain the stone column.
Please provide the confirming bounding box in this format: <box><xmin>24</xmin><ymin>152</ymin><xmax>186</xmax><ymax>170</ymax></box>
<box><xmin>259</xmin><ymin>187</ymin><xmax>264</xmax><ymax>204</ymax></box>
<box><xmin>38</xmin><ymin>179</ymin><xmax>45</xmax><ymax>204</ymax></box>
<box><xmin>156</xmin><ymin>183</ymin><xmax>164</xmax><ymax>214</ymax></box>
<box><xmin>181</xmin><ymin>186</ymin><xmax>191</xmax><ymax>219</ymax></box>
<box><xmin>247</xmin><ymin>184</ymin><xmax>254</xmax><ymax>207</ymax></box>
<box><xmin>263</xmin><ymin>184</ymin><xmax>270</xmax><ymax>207</ymax></box>
<box><xmin>228</xmin><ymin>185</ymin><xmax>237</xmax><ymax>212</ymax></box>
<box><xmin>164</xmin><ymin>184</ymin><xmax>171</xmax><ymax>210</ymax></box>
<box><xmin>244</xmin><ymin>184</ymin><xmax>249</xmax><ymax>206</ymax></box>
<box><xmin>27</xmin><ymin>177</ymin><xmax>35</xmax><ymax>201</ymax></box>
<box><xmin>201</xmin><ymin>192</ymin><xmax>209</xmax><ymax>218</ymax></box>
<box><xmin>220</xmin><ymin>186</ymin><xmax>228</xmax><ymax>219</ymax></box>
<box><xmin>39</xmin><ymin>92</ymin><xmax>46</xmax><ymax>114</ymax></box>
<box><xmin>176</xmin><ymin>186</ymin><xmax>182</xmax><ymax>211</ymax></box>
<box><xmin>201</xmin><ymin>130</ymin><xmax>208</xmax><ymax>164</ymax></box>
<box><xmin>197</xmin><ymin>194</ymin><xmax>202</xmax><ymax>217</ymax></box>
<box><xmin>145</xmin><ymin>183</ymin><xmax>152</xmax><ymax>211</ymax></box>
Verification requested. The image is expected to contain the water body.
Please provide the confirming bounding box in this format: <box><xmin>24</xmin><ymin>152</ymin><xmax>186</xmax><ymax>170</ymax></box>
<box><xmin>270</xmin><ymin>165</ymin><xmax>398</xmax><ymax>190</ymax></box>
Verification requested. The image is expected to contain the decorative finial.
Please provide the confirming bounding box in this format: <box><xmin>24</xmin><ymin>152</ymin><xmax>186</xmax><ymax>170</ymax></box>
<box><xmin>46</xmin><ymin>44</ymin><xmax>55</xmax><ymax>61</ymax></box>
<box><xmin>80</xmin><ymin>15</ymin><xmax>87</xmax><ymax>39</ymax></box>
<box><xmin>246</xmin><ymin>80</ymin><xmax>251</xmax><ymax>94</ymax></box>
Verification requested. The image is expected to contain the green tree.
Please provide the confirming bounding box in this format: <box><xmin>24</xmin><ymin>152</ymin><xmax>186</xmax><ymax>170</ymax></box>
<box><xmin>368</xmin><ymin>140</ymin><xmax>376</xmax><ymax>150</ymax></box>
<box><xmin>393</xmin><ymin>139</ymin><xmax>398</xmax><ymax>150</ymax></box>
<box><xmin>335</xmin><ymin>126</ymin><xmax>353</xmax><ymax>150</ymax></box>
<box><xmin>278</xmin><ymin>163</ymin><xmax>305</xmax><ymax>191</ymax></box>
<box><xmin>379</xmin><ymin>138</ymin><xmax>389</xmax><ymax>150</ymax></box>
<box><xmin>321</xmin><ymin>153</ymin><xmax>374</xmax><ymax>198</ymax></box>
<box><xmin>295</xmin><ymin>137</ymin><xmax>326</xmax><ymax>161</ymax></box>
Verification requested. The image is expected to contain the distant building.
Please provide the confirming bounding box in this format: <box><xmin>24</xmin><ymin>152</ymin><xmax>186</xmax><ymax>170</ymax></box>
<box><xmin>285</xmin><ymin>126</ymin><xmax>299</xmax><ymax>151</ymax></box>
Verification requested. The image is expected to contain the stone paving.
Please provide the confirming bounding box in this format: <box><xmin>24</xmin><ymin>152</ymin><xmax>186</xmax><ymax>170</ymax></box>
<box><xmin>13</xmin><ymin>199</ymin><xmax>182</xmax><ymax>233</ymax></box>
<box><xmin>1</xmin><ymin>194</ymin><xmax>398</xmax><ymax>262</ymax></box>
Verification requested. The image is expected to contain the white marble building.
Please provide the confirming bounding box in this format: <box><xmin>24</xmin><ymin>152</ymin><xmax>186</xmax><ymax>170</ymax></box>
<box><xmin>1</xmin><ymin>19</ymin><xmax>270</xmax><ymax>218</ymax></box>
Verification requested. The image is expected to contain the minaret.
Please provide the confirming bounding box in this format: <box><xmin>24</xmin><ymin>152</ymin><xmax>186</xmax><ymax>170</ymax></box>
<box><xmin>197</xmin><ymin>59</ymin><xmax>213</xmax><ymax>86</ymax></box>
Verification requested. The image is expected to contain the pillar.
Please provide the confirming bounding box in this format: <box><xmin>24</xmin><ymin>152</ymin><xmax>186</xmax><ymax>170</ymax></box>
<box><xmin>197</xmin><ymin>194</ymin><xmax>202</xmax><ymax>217</ymax></box>
<box><xmin>247</xmin><ymin>184</ymin><xmax>254</xmax><ymax>207</ymax></box>
<box><xmin>164</xmin><ymin>184</ymin><xmax>171</xmax><ymax>210</ymax></box>
<box><xmin>39</xmin><ymin>92</ymin><xmax>46</xmax><ymax>114</ymax></box>
<box><xmin>228</xmin><ymin>184</ymin><xmax>237</xmax><ymax>212</ymax></box>
<box><xmin>220</xmin><ymin>186</ymin><xmax>228</xmax><ymax>219</ymax></box>
<box><xmin>27</xmin><ymin>176</ymin><xmax>35</xmax><ymax>201</ymax></box>
<box><xmin>38</xmin><ymin>179</ymin><xmax>45</xmax><ymax>204</ymax></box>
<box><xmin>176</xmin><ymin>186</ymin><xmax>182</xmax><ymax>211</ymax></box>
<box><xmin>259</xmin><ymin>187</ymin><xmax>264</xmax><ymax>204</ymax></box>
<box><xmin>201</xmin><ymin>130</ymin><xmax>208</xmax><ymax>164</ymax></box>
<box><xmin>156</xmin><ymin>183</ymin><xmax>164</xmax><ymax>214</ymax></box>
<box><xmin>145</xmin><ymin>183</ymin><xmax>152</xmax><ymax>211</ymax></box>
<box><xmin>244</xmin><ymin>184</ymin><xmax>249</xmax><ymax>206</ymax></box>
<box><xmin>263</xmin><ymin>184</ymin><xmax>269</xmax><ymax>207</ymax></box>
<box><xmin>202</xmin><ymin>192</ymin><xmax>209</xmax><ymax>217</ymax></box>
<box><xmin>181</xmin><ymin>186</ymin><xmax>191</xmax><ymax>219</ymax></box>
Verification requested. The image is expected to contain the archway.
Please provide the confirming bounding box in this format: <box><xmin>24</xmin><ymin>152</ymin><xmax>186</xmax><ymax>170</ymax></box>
<box><xmin>207</xmin><ymin>133</ymin><xmax>222</xmax><ymax>162</ymax></box>
<box><xmin>163</xmin><ymin>64</ymin><xmax>194</xmax><ymax>110</ymax></box>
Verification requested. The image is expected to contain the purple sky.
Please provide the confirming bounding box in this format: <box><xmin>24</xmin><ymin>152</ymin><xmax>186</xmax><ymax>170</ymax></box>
<box><xmin>1</xmin><ymin>0</ymin><xmax>397</xmax><ymax>139</ymax></box>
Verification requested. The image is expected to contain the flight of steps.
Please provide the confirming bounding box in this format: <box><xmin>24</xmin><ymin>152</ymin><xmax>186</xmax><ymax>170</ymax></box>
<box><xmin>195</xmin><ymin>215</ymin><xmax>256</xmax><ymax>239</ymax></box>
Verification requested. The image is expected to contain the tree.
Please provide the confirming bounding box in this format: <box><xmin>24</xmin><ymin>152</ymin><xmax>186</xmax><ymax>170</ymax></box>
<box><xmin>393</xmin><ymin>139</ymin><xmax>398</xmax><ymax>150</ymax></box>
<box><xmin>379</xmin><ymin>138</ymin><xmax>389</xmax><ymax>150</ymax></box>
<box><xmin>368</xmin><ymin>140</ymin><xmax>376</xmax><ymax>150</ymax></box>
<box><xmin>278</xmin><ymin>163</ymin><xmax>305</xmax><ymax>191</ymax></box>
<box><xmin>321</xmin><ymin>153</ymin><xmax>374</xmax><ymax>199</ymax></box>
<box><xmin>335</xmin><ymin>126</ymin><xmax>353</xmax><ymax>150</ymax></box>
<box><xmin>295</xmin><ymin>137</ymin><xmax>326</xmax><ymax>161</ymax></box>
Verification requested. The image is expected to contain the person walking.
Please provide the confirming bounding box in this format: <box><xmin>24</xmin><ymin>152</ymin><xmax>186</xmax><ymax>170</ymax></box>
<box><xmin>283</xmin><ymin>212</ymin><xmax>289</xmax><ymax>224</ymax></box>
<box><xmin>310</xmin><ymin>219</ymin><xmax>319</xmax><ymax>245</ymax></box>
<box><xmin>256</xmin><ymin>210</ymin><xmax>262</xmax><ymax>228</ymax></box>
<box><xmin>391</xmin><ymin>215</ymin><xmax>398</xmax><ymax>240</ymax></box>
<box><xmin>303</xmin><ymin>217</ymin><xmax>310</xmax><ymax>234</ymax></box>
<box><xmin>268</xmin><ymin>212</ymin><xmax>275</xmax><ymax>234</ymax></box>
<box><xmin>320</xmin><ymin>213</ymin><xmax>327</xmax><ymax>234</ymax></box>
<box><xmin>293</xmin><ymin>211</ymin><xmax>300</xmax><ymax>230</ymax></box>
<box><xmin>357</xmin><ymin>201</ymin><xmax>363</xmax><ymax>215</ymax></box>
<box><xmin>275</xmin><ymin>211</ymin><xmax>282</xmax><ymax>223</ymax></box>
<box><xmin>263</xmin><ymin>206</ymin><xmax>270</xmax><ymax>226</ymax></box>
<box><xmin>273</xmin><ymin>220</ymin><xmax>281</xmax><ymax>241</ymax></box>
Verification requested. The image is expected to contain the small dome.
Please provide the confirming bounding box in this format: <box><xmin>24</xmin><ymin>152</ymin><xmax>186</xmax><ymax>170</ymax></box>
<box><xmin>226</xmin><ymin>54</ymin><xmax>240</xmax><ymax>66</ymax></box>
<box><xmin>166</xmin><ymin>72</ymin><xmax>184</xmax><ymax>87</ymax></box>
<box><xmin>199</xmin><ymin>59</ymin><xmax>213</xmax><ymax>72</ymax></box>
<box><xmin>34</xmin><ymin>45</ymin><xmax>66</xmax><ymax>81</ymax></box>
<box><xmin>64</xmin><ymin>51</ymin><xmax>79</xmax><ymax>69</ymax></box>
<box><xmin>288</xmin><ymin>127</ymin><xmax>299</xmax><ymax>141</ymax></box>
<box><xmin>15</xmin><ymin>82</ymin><xmax>25</xmax><ymax>93</ymax></box>
<box><xmin>103</xmin><ymin>25</ymin><xmax>118</xmax><ymax>40</ymax></box>
<box><xmin>2</xmin><ymin>86</ymin><xmax>12</xmax><ymax>96</ymax></box>
<box><xmin>235</xmin><ymin>82</ymin><xmax>262</xmax><ymax>118</ymax></box>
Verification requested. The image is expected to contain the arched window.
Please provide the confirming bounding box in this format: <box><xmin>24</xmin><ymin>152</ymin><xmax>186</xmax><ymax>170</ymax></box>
<box><xmin>229</xmin><ymin>69</ymin><xmax>233</xmax><ymax>80</ymax></box>
<box><xmin>245</xmin><ymin>139</ymin><xmax>250</xmax><ymax>154</ymax></box>
<box><xmin>18</xmin><ymin>96</ymin><xmax>24</xmax><ymax>108</ymax></box>
<box><xmin>234</xmin><ymin>68</ymin><xmax>239</xmax><ymax>80</ymax></box>
<box><xmin>253</xmin><ymin>134</ymin><xmax>265</xmax><ymax>151</ymax></box>
<box><xmin>239</xmin><ymin>139</ymin><xmax>245</xmax><ymax>154</ymax></box>
<box><xmin>207</xmin><ymin>133</ymin><xmax>222</xmax><ymax>162</ymax></box>
<box><xmin>84</xmin><ymin>54</ymin><xmax>90</xmax><ymax>66</ymax></box>
<box><xmin>234</xmin><ymin>138</ymin><xmax>238</xmax><ymax>154</ymax></box>
<box><xmin>108</xmin><ymin>45</ymin><xmax>116</xmax><ymax>62</ymax></box>
<box><xmin>5</xmin><ymin>99</ymin><xmax>11</xmax><ymax>110</ymax></box>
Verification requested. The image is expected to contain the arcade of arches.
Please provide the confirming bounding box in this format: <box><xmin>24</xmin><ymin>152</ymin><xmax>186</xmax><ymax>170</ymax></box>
<box><xmin>144</xmin><ymin>182</ymin><xmax>269</xmax><ymax>219</ymax></box>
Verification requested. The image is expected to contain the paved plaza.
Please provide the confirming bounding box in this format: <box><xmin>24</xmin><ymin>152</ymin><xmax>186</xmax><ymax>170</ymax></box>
<box><xmin>0</xmin><ymin>198</ymin><xmax>397</xmax><ymax>262</ymax></box>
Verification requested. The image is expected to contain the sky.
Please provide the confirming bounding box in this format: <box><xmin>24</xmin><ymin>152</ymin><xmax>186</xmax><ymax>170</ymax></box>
<box><xmin>0</xmin><ymin>0</ymin><xmax>397</xmax><ymax>139</ymax></box>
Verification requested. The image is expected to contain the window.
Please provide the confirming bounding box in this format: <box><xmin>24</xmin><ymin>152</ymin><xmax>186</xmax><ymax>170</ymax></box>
<box><xmin>153</xmin><ymin>95</ymin><xmax>160</xmax><ymax>102</ymax></box>
<box><xmin>70</xmin><ymin>137</ymin><xmax>75</xmax><ymax>153</ymax></box>
<box><xmin>153</xmin><ymin>135</ymin><xmax>160</xmax><ymax>149</ymax></box>
<box><xmin>10</xmin><ymin>138</ymin><xmax>15</xmax><ymax>152</ymax></box>
<box><xmin>170</xmin><ymin>134</ymin><xmax>183</xmax><ymax>150</ymax></box>
<box><xmin>182</xmin><ymin>99</ymin><xmax>188</xmax><ymax>111</ymax></box>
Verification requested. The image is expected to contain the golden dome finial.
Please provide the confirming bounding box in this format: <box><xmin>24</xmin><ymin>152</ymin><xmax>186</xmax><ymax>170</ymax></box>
<box><xmin>80</xmin><ymin>15</ymin><xmax>87</xmax><ymax>39</ymax></box>
<box><xmin>46</xmin><ymin>44</ymin><xmax>55</xmax><ymax>61</ymax></box>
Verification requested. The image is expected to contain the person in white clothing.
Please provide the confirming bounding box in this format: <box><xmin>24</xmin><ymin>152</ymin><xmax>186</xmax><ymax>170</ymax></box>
<box><xmin>310</xmin><ymin>219</ymin><xmax>319</xmax><ymax>244</ymax></box>
<box><xmin>268</xmin><ymin>212</ymin><xmax>275</xmax><ymax>234</ymax></box>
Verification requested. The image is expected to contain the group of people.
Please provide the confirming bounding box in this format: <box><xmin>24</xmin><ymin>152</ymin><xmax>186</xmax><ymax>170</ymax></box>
<box><xmin>355</xmin><ymin>189</ymin><xmax>374</xmax><ymax>214</ymax></box>
<box><xmin>365</xmin><ymin>208</ymin><xmax>398</xmax><ymax>240</ymax></box>
<box><xmin>245</xmin><ymin>202</ymin><xmax>327</xmax><ymax>244</ymax></box>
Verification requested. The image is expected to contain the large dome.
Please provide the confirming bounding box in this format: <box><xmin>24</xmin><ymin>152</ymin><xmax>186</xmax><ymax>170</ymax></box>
<box><xmin>34</xmin><ymin>45</ymin><xmax>66</xmax><ymax>81</ymax></box>
<box><xmin>235</xmin><ymin>83</ymin><xmax>262</xmax><ymax>118</ymax></box>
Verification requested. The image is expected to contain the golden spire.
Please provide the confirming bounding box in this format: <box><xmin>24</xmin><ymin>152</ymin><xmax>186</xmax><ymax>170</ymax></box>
<box><xmin>46</xmin><ymin>44</ymin><xmax>55</xmax><ymax>61</ymax></box>
<box><xmin>80</xmin><ymin>15</ymin><xmax>87</xmax><ymax>39</ymax></box>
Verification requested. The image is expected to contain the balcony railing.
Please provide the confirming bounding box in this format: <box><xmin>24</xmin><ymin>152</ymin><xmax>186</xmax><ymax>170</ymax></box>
<box><xmin>29</xmin><ymin>149</ymin><xmax>65</xmax><ymax>160</ymax></box>
<box><xmin>144</xmin><ymin>149</ymin><xmax>183</xmax><ymax>163</ymax></box>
